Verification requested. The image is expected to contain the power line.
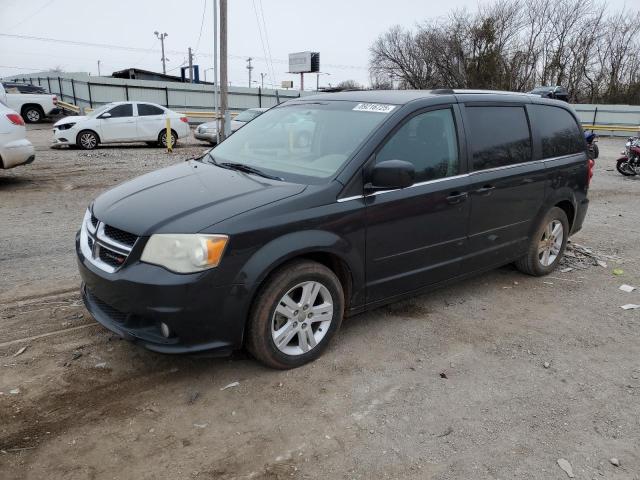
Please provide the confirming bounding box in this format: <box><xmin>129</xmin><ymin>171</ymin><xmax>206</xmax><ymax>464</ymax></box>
<box><xmin>258</xmin><ymin>0</ymin><xmax>277</xmax><ymax>87</ymax></box>
<box><xmin>251</xmin><ymin>0</ymin><xmax>272</xmax><ymax>87</ymax></box>
<box><xmin>0</xmin><ymin>33</ymin><xmax>369</xmax><ymax>70</ymax></box>
<box><xmin>194</xmin><ymin>0</ymin><xmax>207</xmax><ymax>53</ymax></box>
<box><xmin>6</xmin><ymin>0</ymin><xmax>55</xmax><ymax>31</ymax></box>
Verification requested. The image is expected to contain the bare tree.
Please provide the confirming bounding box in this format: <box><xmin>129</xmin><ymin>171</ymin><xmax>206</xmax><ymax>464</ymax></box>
<box><xmin>369</xmin><ymin>0</ymin><xmax>640</xmax><ymax>103</ymax></box>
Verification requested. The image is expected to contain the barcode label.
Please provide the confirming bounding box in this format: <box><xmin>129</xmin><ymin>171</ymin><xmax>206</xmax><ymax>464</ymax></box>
<box><xmin>353</xmin><ymin>103</ymin><xmax>396</xmax><ymax>113</ymax></box>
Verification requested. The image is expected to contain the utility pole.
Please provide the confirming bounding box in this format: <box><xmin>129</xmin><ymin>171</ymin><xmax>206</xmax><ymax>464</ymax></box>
<box><xmin>219</xmin><ymin>0</ymin><xmax>229</xmax><ymax>140</ymax></box>
<box><xmin>188</xmin><ymin>47</ymin><xmax>194</xmax><ymax>83</ymax></box>
<box><xmin>154</xmin><ymin>31</ymin><xmax>168</xmax><ymax>74</ymax></box>
<box><xmin>260</xmin><ymin>72</ymin><xmax>266</xmax><ymax>89</ymax></box>
<box><xmin>213</xmin><ymin>0</ymin><xmax>219</xmax><ymax>144</ymax></box>
<box><xmin>97</xmin><ymin>60</ymin><xmax>101</xmax><ymax>76</ymax></box>
<box><xmin>246</xmin><ymin>57</ymin><xmax>253</xmax><ymax>87</ymax></box>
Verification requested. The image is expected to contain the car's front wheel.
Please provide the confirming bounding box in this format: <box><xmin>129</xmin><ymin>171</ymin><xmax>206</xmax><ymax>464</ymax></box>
<box><xmin>77</xmin><ymin>130</ymin><xmax>99</xmax><ymax>150</ymax></box>
<box><xmin>246</xmin><ymin>260</ymin><xmax>344</xmax><ymax>369</ymax></box>
<box><xmin>515</xmin><ymin>207</ymin><xmax>569</xmax><ymax>276</ymax></box>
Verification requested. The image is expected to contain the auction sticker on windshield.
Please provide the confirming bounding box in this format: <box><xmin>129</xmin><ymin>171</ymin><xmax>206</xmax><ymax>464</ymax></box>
<box><xmin>353</xmin><ymin>103</ymin><xmax>396</xmax><ymax>113</ymax></box>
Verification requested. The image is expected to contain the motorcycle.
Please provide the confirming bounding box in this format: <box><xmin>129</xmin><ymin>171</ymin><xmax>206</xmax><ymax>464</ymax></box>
<box><xmin>584</xmin><ymin>130</ymin><xmax>599</xmax><ymax>159</ymax></box>
<box><xmin>616</xmin><ymin>136</ymin><xmax>640</xmax><ymax>176</ymax></box>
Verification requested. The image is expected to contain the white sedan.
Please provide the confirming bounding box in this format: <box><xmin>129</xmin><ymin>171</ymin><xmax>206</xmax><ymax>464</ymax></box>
<box><xmin>0</xmin><ymin>101</ymin><xmax>35</xmax><ymax>170</ymax></box>
<box><xmin>52</xmin><ymin>101</ymin><xmax>190</xmax><ymax>149</ymax></box>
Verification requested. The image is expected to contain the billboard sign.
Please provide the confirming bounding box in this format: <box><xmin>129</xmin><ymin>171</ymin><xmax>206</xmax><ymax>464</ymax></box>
<box><xmin>288</xmin><ymin>51</ymin><xmax>320</xmax><ymax>73</ymax></box>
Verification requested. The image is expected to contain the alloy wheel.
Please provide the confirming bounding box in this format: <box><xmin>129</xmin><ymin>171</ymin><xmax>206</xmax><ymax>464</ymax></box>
<box><xmin>271</xmin><ymin>281</ymin><xmax>333</xmax><ymax>356</ymax></box>
<box><xmin>80</xmin><ymin>133</ymin><xmax>97</xmax><ymax>149</ymax></box>
<box><xmin>538</xmin><ymin>220</ymin><xmax>563</xmax><ymax>267</ymax></box>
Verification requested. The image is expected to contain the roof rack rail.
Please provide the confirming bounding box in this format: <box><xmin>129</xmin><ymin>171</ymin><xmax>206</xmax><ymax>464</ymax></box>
<box><xmin>431</xmin><ymin>88</ymin><xmax>455</xmax><ymax>95</ymax></box>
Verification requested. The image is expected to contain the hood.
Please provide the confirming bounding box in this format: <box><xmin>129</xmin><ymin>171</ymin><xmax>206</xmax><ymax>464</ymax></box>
<box><xmin>92</xmin><ymin>160</ymin><xmax>306</xmax><ymax>235</ymax></box>
<box><xmin>54</xmin><ymin>116</ymin><xmax>86</xmax><ymax>127</ymax></box>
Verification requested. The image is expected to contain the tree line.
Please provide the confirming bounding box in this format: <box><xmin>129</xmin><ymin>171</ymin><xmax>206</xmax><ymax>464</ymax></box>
<box><xmin>368</xmin><ymin>0</ymin><xmax>640</xmax><ymax>104</ymax></box>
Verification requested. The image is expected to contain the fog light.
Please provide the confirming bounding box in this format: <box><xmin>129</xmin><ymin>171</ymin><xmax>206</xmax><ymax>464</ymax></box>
<box><xmin>160</xmin><ymin>322</ymin><xmax>171</xmax><ymax>338</ymax></box>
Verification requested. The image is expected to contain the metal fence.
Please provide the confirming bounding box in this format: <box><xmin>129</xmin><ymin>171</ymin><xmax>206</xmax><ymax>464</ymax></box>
<box><xmin>572</xmin><ymin>104</ymin><xmax>640</xmax><ymax>137</ymax></box>
<box><xmin>6</xmin><ymin>72</ymin><xmax>304</xmax><ymax>118</ymax></box>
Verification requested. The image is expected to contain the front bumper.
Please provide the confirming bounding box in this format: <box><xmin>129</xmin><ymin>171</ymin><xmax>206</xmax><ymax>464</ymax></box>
<box><xmin>194</xmin><ymin>130</ymin><xmax>218</xmax><ymax>143</ymax></box>
<box><xmin>52</xmin><ymin>127</ymin><xmax>76</xmax><ymax>147</ymax></box>
<box><xmin>0</xmin><ymin>139</ymin><xmax>35</xmax><ymax>169</ymax></box>
<box><xmin>76</xmin><ymin>232</ymin><xmax>246</xmax><ymax>354</ymax></box>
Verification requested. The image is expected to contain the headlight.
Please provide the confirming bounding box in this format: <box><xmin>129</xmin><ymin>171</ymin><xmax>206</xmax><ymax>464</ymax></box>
<box><xmin>141</xmin><ymin>234</ymin><xmax>228</xmax><ymax>273</ymax></box>
<box><xmin>57</xmin><ymin>123</ymin><xmax>76</xmax><ymax>130</ymax></box>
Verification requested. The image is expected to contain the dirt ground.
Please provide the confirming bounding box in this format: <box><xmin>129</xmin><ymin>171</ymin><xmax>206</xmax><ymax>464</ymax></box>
<box><xmin>1</xmin><ymin>125</ymin><xmax>639</xmax><ymax>480</ymax></box>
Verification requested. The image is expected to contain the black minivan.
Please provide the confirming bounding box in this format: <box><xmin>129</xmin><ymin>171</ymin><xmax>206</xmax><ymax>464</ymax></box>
<box><xmin>77</xmin><ymin>90</ymin><xmax>591</xmax><ymax>369</ymax></box>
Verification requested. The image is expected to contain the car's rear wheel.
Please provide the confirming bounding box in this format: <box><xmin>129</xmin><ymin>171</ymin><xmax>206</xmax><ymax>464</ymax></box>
<box><xmin>77</xmin><ymin>130</ymin><xmax>99</xmax><ymax>150</ymax></box>
<box><xmin>158</xmin><ymin>129</ymin><xmax>178</xmax><ymax>148</ymax></box>
<box><xmin>22</xmin><ymin>105</ymin><xmax>43</xmax><ymax>124</ymax></box>
<box><xmin>246</xmin><ymin>260</ymin><xmax>344</xmax><ymax>369</ymax></box>
<box><xmin>515</xmin><ymin>207</ymin><xmax>569</xmax><ymax>276</ymax></box>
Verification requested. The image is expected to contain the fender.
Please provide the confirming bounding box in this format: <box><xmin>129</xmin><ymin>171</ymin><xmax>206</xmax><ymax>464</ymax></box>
<box><xmin>232</xmin><ymin>229</ymin><xmax>365</xmax><ymax>312</ymax></box>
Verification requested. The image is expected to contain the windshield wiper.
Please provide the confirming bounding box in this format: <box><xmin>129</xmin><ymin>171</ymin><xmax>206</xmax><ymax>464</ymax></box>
<box><xmin>218</xmin><ymin>162</ymin><xmax>283</xmax><ymax>181</ymax></box>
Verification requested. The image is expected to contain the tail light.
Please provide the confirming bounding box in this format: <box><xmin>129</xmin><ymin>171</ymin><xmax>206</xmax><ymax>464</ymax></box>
<box><xmin>52</xmin><ymin>95</ymin><xmax>58</xmax><ymax>105</ymax></box>
<box><xmin>6</xmin><ymin>113</ymin><xmax>25</xmax><ymax>126</ymax></box>
<box><xmin>180</xmin><ymin>116</ymin><xmax>189</xmax><ymax>123</ymax></box>
<box><xmin>587</xmin><ymin>158</ymin><xmax>595</xmax><ymax>185</ymax></box>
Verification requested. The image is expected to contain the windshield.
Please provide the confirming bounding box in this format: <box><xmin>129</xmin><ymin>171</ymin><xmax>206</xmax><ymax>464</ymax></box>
<box><xmin>209</xmin><ymin>101</ymin><xmax>393</xmax><ymax>183</ymax></box>
<box><xmin>87</xmin><ymin>104</ymin><xmax>113</xmax><ymax>118</ymax></box>
<box><xmin>234</xmin><ymin>109</ymin><xmax>263</xmax><ymax>122</ymax></box>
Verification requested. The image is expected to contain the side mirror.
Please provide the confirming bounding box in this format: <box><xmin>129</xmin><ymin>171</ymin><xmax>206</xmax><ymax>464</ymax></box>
<box><xmin>366</xmin><ymin>159</ymin><xmax>415</xmax><ymax>190</ymax></box>
<box><xmin>99</xmin><ymin>112</ymin><xmax>112</xmax><ymax>119</ymax></box>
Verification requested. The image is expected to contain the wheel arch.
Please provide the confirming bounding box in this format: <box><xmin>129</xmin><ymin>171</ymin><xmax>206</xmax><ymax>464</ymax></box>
<box><xmin>235</xmin><ymin>230</ymin><xmax>362</xmax><ymax>324</ymax></box>
<box><xmin>158</xmin><ymin>128</ymin><xmax>179</xmax><ymax>141</ymax></box>
<box><xmin>20</xmin><ymin>103</ymin><xmax>44</xmax><ymax>115</ymax></box>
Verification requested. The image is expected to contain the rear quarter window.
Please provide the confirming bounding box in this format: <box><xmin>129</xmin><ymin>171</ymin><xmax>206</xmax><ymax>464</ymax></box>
<box><xmin>529</xmin><ymin>105</ymin><xmax>584</xmax><ymax>158</ymax></box>
<box><xmin>466</xmin><ymin>106</ymin><xmax>532</xmax><ymax>170</ymax></box>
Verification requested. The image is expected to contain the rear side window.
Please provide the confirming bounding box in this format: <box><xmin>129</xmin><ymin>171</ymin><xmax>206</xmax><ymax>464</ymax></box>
<box><xmin>466</xmin><ymin>106</ymin><xmax>532</xmax><ymax>170</ymax></box>
<box><xmin>137</xmin><ymin>104</ymin><xmax>164</xmax><ymax>116</ymax></box>
<box><xmin>529</xmin><ymin>105</ymin><xmax>584</xmax><ymax>158</ymax></box>
<box><xmin>107</xmin><ymin>104</ymin><xmax>133</xmax><ymax>118</ymax></box>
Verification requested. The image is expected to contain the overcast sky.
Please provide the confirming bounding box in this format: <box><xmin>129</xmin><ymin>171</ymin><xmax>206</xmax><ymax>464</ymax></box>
<box><xmin>0</xmin><ymin>0</ymin><xmax>634</xmax><ymax>89</ymax></box>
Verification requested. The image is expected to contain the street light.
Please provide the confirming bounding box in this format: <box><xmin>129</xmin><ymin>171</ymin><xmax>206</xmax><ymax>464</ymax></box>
<box><xmin>154</xmin><ymin>31</ymin><xmax>169</xmax><ymax>74</ymax></box>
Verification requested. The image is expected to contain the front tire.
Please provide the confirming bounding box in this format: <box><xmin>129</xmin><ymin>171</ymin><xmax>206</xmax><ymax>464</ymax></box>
<box><xmin>246</xmin><ymin>260</ymin><xmax>344</xmax><ymax>369</ymax></box>
<box><xmin>593</xmin><ymin>143</ymin><xmax>599</xmax><ymax>159</ymax></box>
<box><xmin>515</xmin><ymin>207</ymin><xmax>569</xmax><ymax>276</ymax></box>
<box><xmin>76</xmin><ymin>130</ymin><xmax>99</xmax><ymax>150</ymax></box>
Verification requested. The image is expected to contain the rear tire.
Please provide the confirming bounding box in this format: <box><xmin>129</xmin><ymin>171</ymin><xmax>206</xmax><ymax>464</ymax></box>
<box><xmin>158</xmin><ymin>129</ymin><xmax>178</xmax><ymax>148</ymax></box>
<box><xmin>246</xmin><ymin>260</ymin><xmax>344</xmax><ymax>369</ymax></box>
<box><xmin>22</xmin><ymin>105</ymin><xmax>43</xmax><ymax>124</ymax></box>
<box><xmin>515</xmin><ymin>207</ymin><xmax>569</xmax><ymax>276</ymax></box>
<box><xmin>76</xmin><ymin>130</ymin><xmax>99</xmax><ymax>150</ymax></box>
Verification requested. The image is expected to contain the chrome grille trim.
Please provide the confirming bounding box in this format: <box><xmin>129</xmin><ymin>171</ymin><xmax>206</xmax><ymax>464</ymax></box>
<box><xmin>80</xmin><ymin>210</ymin><xmax>137</xmax><ymax>273</ymax></box>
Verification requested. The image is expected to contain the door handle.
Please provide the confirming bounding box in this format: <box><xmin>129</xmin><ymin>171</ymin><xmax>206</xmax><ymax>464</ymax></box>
<box><xmin>475</xmin><ymin>185</ymin><xmax>495</xmax><ymax>195</ymax></box>
<box><xmin>446</xmin><ymin>191</ymin><xmax>468</xmax><ymax>204</ymax></box>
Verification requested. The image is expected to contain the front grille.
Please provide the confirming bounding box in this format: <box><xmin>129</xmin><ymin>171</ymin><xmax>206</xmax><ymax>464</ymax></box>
<box><xmin>81</xmin><ymin>210</ymin><xmax>138</xmax><ymax>273</ymax></box>
<box><xmin>104</xmin><ymin>225</ymin><xmax>137</xmax><ymax>247</ymax></box>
